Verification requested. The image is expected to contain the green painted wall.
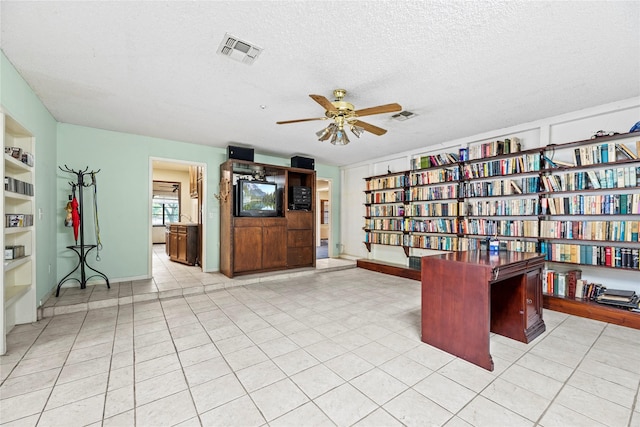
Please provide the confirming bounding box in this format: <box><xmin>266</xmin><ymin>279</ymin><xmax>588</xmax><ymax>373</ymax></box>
<box><xmin>1</xmin><ymin>51</ymin><xmax>59</xmax><ymax>304</ymax></box>
<box><xmin>56</xmin><ymin>124</ymin><xmax>227</xmax><ymax>281</ymax></box>
<box><xmin>57</xmin><ymin>124</ymin><xmax>342</xmax><ymax>282</ymax></box>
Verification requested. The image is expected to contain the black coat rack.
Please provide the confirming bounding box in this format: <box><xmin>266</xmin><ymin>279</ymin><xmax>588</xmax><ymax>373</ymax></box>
<box><xmin>57</xmin><ymin>165</ymin><xmax>109</xmax><ymax>297</ymax></box>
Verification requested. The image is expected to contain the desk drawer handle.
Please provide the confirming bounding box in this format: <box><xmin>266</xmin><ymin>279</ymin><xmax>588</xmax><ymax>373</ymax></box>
<box><xmin>526</xmin><ymin>298</ymin><xmax>533</xmax><ymax>304</ymax></box>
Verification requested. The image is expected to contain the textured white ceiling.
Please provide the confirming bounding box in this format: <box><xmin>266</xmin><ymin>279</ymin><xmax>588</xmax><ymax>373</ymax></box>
<box><xmin>1</xmin><ymin>1</ymin><xmax>639</xmax><ymax>166</ymax></box>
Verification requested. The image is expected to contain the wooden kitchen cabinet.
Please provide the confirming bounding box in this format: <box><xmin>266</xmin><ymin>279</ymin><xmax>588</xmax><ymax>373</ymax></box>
<box><xmin>169</xmin><ymin>224</ymin><xmax>198</xmax><ymax>266</ymax></box>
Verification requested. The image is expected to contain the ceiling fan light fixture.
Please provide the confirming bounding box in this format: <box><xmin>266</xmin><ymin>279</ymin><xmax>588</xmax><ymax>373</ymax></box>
<box><xmin>332</xmin><ymin>129</ymin><xmax>350</xmax><ymax>145</ymax></box>
<box><xmin>317</xmin><ymin>123</ymin><xmax>337</xmax><ymax>141</ymax></box>
<box><xmin>350</xmin><ymin>124</ymin><xmax>365</xmax><ymax>138</ymax></box>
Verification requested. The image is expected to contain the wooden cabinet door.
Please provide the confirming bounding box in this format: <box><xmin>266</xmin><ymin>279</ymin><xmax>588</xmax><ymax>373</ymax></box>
<box><xmin>287</xmin><ymin>247</ymin><xmax>313</xmax><ymax>267</ymax></box>
<box><xmin>177</xmin><ymin>231</ymin><xmax>188</xmax><ymax>262</ymax></box>
<box><xmin>288</xmin><ymin>211</ymin><xmax>313</xmax><ymax>229</ymax></box>
<box><xmin>262</xmin><ymin>225</ymin><xmax>287</xmax><ymax>269</ymax></box>
<box><xmin>169</xmin><ymin>232</ymin><xmax>179</xmax><ymax>260</ymax></box>
<box><xmin>233</xmin><ymin>226</ymin><xmax>263</xmax><ymax>272</ymax></box>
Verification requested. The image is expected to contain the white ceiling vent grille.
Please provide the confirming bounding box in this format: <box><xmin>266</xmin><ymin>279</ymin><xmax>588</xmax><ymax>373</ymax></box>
<box><xmin>217</xmin><ymin>33</ymin><xmax>262</xmax><ymax>65</ymax></box>
<box><xmin>391</xmin><ymin>111</ymin><xmax>417</xmax><ymax>121</ymax></box>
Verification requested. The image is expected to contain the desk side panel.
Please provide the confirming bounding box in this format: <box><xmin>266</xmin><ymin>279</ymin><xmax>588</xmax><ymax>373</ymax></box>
<box><xmin>421</xmin><ymin>256</ymin><xmax>493</xmax><ymax>370</ymax></box>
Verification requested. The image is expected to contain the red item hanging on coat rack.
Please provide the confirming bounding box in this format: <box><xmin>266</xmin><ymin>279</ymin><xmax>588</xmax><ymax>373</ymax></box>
<box><xmin>71</xmin><ymin>196</ymin><xmax>80</xmax><ymax>243</ymax></box>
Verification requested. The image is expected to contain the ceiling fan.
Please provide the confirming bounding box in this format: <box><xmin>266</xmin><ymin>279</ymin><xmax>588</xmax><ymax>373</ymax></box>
<box><xmin>276</xmin><ymin>89</ymin><xmax>402</xmax><ymax>145</ymax></box>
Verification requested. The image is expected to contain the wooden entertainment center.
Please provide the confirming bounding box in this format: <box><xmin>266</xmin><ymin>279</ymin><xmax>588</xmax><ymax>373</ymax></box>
<box><xmin>219</xmin><ymin>159</ymin><xmax>316</xmax><ymax>277</ymax></box>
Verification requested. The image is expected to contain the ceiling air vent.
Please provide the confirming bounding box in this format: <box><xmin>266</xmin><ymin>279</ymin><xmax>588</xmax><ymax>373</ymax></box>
<box><xmin>217</xmin><ymin>32</ymin><xmax>263</xmax><ymax>65</ymax></box>
<box><xmin>391</xmin><ymin>111</ymin><xmax>417</xmax><ymax>121</ymax></box>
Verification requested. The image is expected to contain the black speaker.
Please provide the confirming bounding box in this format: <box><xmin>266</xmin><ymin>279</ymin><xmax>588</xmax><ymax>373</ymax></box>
<box><xmin>228</xmin><ymin>145</ymin><xmax>254</xmax><ymax>162</ymax></box>
<box><xmin>291</xmin><ymin>156</ymin><xmax>314</xmax><ymax>170</ymax></box>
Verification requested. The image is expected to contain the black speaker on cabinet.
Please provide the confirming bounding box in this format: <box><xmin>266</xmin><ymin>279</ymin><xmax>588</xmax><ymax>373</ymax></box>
<box><xmin>228</xmin><ymin>145</ymin><xmax>254</xmax><ymax>162</ymax></box>
<box><xmin>291</xmin><ymin>156</ymin><xmax>314</xmax><ymax>170</ymax></box>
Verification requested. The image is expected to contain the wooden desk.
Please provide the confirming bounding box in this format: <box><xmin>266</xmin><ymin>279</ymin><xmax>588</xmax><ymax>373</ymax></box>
<box><xmin>421</xmin><ymin>251</ymin><xmax>546</xmax><ymax>371</ymax></box>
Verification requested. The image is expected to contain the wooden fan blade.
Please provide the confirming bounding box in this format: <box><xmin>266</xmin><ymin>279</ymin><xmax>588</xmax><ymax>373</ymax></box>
<box><xmin>352</xmin><ymin>120</ymin><xmax>387</xmax><ymax>136</ymax></box>
<box><xmin>309</xmin><ymin>94</ymin><xmax>338</xmax><ymax>113</ymax></box>
<box><xmin>276</xmin><ymin>117</ymin><xmax>326</xmax><ymax>125</ymax></box>
<box><xmin>354</xmin><ymin>103</ymin><xmax>402</xmax><ymax>117</ymax></box>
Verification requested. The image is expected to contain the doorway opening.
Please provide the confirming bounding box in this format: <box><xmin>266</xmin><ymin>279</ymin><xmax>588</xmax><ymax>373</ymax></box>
<box><xmin>150</xmin><ymin>159</ymin><xmax>206</xmax><ymax>278</ymax></box>
<box><xmin>316</xmin><ymin>178</ymin><xmax>331</xmax><ymax>260</ymax></box>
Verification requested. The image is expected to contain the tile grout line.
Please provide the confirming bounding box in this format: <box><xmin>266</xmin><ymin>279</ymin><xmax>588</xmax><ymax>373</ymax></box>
<box><xmin>532</xmin><ymin>316</ymin><xmax>608</xmax><ymax>427</ymax></box>
<box><xmin>35</xmin><ymin>310</ymin><xmax>90</xmax><ymax>426</ymax></box>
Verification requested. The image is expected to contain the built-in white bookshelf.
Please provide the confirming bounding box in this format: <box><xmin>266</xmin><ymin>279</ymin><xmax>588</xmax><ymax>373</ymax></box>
<box><xmin>2</xmin><ymin>113</ymin><xmax>37</xmax><ymax>355</ymax></box>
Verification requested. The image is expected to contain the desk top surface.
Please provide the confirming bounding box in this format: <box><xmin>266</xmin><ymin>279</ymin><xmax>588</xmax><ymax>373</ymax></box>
<box><xmin>424</xmin><ymin>251</ymin><xmax>544</xmax><ymax>270</ymax></box>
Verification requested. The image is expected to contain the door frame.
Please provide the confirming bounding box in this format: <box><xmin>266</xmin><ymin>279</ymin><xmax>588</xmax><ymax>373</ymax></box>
<box><xmin>315</xmin><ymin>177</ymin><xmax>332</xmax><ymax>257</ymax></box>
<box><xmin>148</xmin><ymin>157</ymin><xmax>207</xmax><ymax>273</ymax></box>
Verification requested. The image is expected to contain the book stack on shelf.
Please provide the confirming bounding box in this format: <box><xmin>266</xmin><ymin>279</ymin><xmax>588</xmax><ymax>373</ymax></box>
<box><xmin>544</xmin><ymin>269</ymin><xmax>582</xmax><ymax>298</ymax></box>
<box><xmin>544</xmin><ymin>268</ymin><xmax>639</xmax><ymax>311</ymax></box>
<box><xmin>410</xmin><ymin>151</ymin><xmax>459</xmax><ymax>170</ymax></box>
<box><xmin>467</xmin><ymin>137</ymin><xmax>521</xmax><ymax>160</ymax></box>
<box><xmin>595</xmin><ymin>289</ymin><xmax>640</xmax><ymax>311</ymax></box>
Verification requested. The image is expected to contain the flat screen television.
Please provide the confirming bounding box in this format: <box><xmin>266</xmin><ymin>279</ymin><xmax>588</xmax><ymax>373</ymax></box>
<box><xmin>235</xmin><ymin>180</ymin><xmax>278</xmax><ymax>217</ymax></box>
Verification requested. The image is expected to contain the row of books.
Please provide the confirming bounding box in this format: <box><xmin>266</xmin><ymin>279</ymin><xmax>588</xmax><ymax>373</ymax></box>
<box><xmin>463</xmin><ymin>154</ymin><xmax>541</xmax><ymax>179</ymax></box>
<box><xmin>541</xmin><ymin>166</ymin><xmax>640</xmax><ymax>192</ymax></box>
<box><xmin>543</xmin><ymin>269</ymin><xmax>582</xmax><ymax>297</ymax></box>
<box><xmin>539</xmin><ymin>220</ymin><xmax>639</xmax><ymax>242</ymax></box>
<box><xmin>365</xmin><ymin>174</ymin><xmax>410</xmax><ymax>191</ymax></box>
<box><xmin>4</xmin><ymin>148</ymin><xmax>34</xmax><ymax>167</ymax></box>
<box><xmin>467</xmin><ymin>137</ymin><xmax>522</xmax><ymax>161</ymax></box>
<box><xmin>365</xmin><ymin>205</ymin><xmax>405</xmax><ymax>217</ymax></box>
<box><xmin>411</xmin><ymin>152</ymin><xmax>460</xmax><ymax>170</ymax></box>
<box><xmin>365</xmin><ymin>218</ymin><xmax>460</xmax><ymax>234</ymax></box>
<box><xmin>541</xmin><ymin>193</ymin><xmax>640</xmax><ymax>215</ymax></box>
<box><xmin>571</xmin><ymin>142</ymin><xmax>639</xmax><ymax>166</ymax></box>
<box><xmin>404</xmin><ymin>235</ymin><xmax>467</xmax><ymax>251</ymax></box>
<box><xmin>541</xmin><ymin>242</ymin><xmax>640</xmax><ymax>269</ymax></box>
<box><xmin>365</xmin><ymin>190</ymin><xmax>407</xmax><ymax>204</ymax></box>
<box><xmin>409</xmin><ymin>184</ymin><xmax>459</xmax><ymax>201</ymax></box>
<box><xmin>466</xmin><ymin>198</ymin><xmax>539</xmax><ymax>217</ymax></box>
<box><xmin>464</xmin><ymin>177</ymin><xmax>540</xmax><ymax>197</ymax></box>
<box><xmin>410</xmin><ymin>167</ymin><xmax>460</xmax><ymax>185</ymax></box>
<box><xmin>407</xmin><ymin>202</ymin><xmax>459</xmax><ymax>217</ymax></box>
<box><xmin>368</xmin><ymin>165</ymin><xmax>637</xmax><ymax>197</ymax></box>
<box><xmin>5</xmin><ymin>213</ymin><xmax>34</xmax><ymax>228</ymax></box>
<box><xmin>4</xmin><ymin>176</ymin><xmax>34</xmax><ymax>196</ymax></box>
<box><xmin>543</xmin><ymin>269</ymin><xmax>639</xmax><ymax>310</ymax></box>
<box><xmin>364</xmin><ymin>232</ymin><xmax>404</xmax><ymax>246</ymax></box>
<box><xmin>364</xmin><ymin>219</ymin><xmax>404</xmax><ymax>232</ymax></box>
<box><xmin>460</xmin><ymin>219</ymin><xmax>539</xmax><ymax>237</ymax></box>
<box><xmin>4</xmin><ymin>244</ymin><xmax>26</xmax><ymax>260</ymax></box>
<box><xmin>404</xmin><ymin>218</ymin><xmax>458</xmax><ymax>234</ymax></box>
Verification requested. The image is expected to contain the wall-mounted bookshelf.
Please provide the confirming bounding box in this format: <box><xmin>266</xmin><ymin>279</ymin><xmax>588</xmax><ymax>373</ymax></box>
<box><xmin>361</xmin><ymin>133</ymin><xmax>640</xmax><ymax>328</ymax></box>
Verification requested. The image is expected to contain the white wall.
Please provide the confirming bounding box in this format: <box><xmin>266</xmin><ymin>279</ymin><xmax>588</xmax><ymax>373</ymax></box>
<box><xmin>341</xmin><ymin>97</ymin><xmax>640</xmax><ymax>291</ymax></box>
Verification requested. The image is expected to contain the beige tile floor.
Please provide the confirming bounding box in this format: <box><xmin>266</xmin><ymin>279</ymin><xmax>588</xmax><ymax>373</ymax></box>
<box><xmin>1</xmin><ymin>248</ymin><xmax>639</xmax><ymax>426</ymax></box>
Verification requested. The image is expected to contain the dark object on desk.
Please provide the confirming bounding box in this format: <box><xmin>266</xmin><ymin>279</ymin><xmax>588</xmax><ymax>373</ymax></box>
<box><xmin>421</xmin><ymin>251</ymin><xmax>545</xmax><ymax>371</ymax></box>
